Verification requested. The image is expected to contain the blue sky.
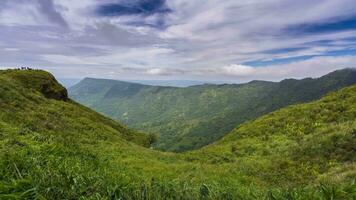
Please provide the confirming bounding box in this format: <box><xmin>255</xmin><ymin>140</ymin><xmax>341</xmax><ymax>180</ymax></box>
<box><xmin>0</xmin><ymin>0</ymin><xmax>356</xmax><ymax>82</ymax></box>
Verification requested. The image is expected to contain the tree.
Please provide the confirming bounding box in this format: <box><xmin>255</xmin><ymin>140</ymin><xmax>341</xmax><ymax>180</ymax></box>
<box><xmin>148</xmin><ymin>133</ymin><xmax>158</xmax><ymax>146</ymax></box>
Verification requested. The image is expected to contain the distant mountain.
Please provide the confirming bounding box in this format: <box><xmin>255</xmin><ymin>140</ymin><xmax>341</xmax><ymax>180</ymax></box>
<box><xmin>1</xmin><ymin>69</ymin><xmax>355</xmax><ymax>199</ymax></box>
<box><xmin>58</xmin><ymin>78</ymin><xmax>81</xmax><ymax>88</ymax></box>
<box><xmin>122</xmin><ymin>79</ymin><xmax>212</xmax><ymax>87</ymax></box>
<box><xmin>69</xmin><ymin>68</ymin><xmax>356</xmax><ymax>152</ymax></box>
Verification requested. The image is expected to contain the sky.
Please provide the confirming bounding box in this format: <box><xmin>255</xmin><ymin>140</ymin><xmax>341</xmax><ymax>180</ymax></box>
<box><xmin>0</xmin><ymin>0</ymin><xmax>356</xmax><ymax>82</ymax></box>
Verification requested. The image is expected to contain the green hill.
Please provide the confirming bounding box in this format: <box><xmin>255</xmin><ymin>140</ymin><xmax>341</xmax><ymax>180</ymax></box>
<box><xmin>0</xmin><ymin>69</ymin><xmax>151</xmax><ymax>147</ymax></box>
<box><xmin>0</xmin><ymin>69</ymin><xmax>355</xmax><ymax>199</ymax></box>
<box><xmin>69</xmin><ymin>68</ymin><xmax>356</xmax><ymax>152</ymax></box>
<box><xmin>198</xmin><ymin>84</ymin><xmax>356</xmax><ymax>186</ymax></box>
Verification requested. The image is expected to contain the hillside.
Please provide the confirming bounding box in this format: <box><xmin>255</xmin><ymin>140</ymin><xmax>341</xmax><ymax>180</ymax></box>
<box><xmin>0</xmin><ymin>69</ymin><xmax>151</xmax><ymax>147</ymax></box>
<box><xmin>199</xmin><ymin>85</ymin><xmax>356</xmax><ymax>186</ymax></box>
<box><xmin>0</xmin><ymin>69</ymin><xmax>355</xmax><ymax>199</ymax></box>
<box><xmin>70</xmin><ymin>68</ymin><xmax>356</xmax><ymax>152</ymax></box>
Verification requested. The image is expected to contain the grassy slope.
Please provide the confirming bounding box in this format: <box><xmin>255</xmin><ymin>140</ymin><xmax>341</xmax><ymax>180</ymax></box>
<box><xmin>0</xmin><ymin>70</ymin><xmax>150</xmax><ymax>147</ymax></box>
<box><xmin>0</xmin><ymin>69</ymin><xmax>355</xmax><ymax>199</ymax></box>
<box><xmin>70</xmin><ymin>69</ymin><xmax>356</xmax><ymax>152</ymax></box>
<box><xmin>198</xmin><ymin>85</ymin><xmax>356</xmax><ymax>185</ymax></box>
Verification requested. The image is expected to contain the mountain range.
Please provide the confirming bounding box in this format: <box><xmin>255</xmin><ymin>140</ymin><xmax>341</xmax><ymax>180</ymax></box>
<box><xmin>69</xmin><ymin>68</ymin><xmax>356</xmax><ymax>152</ymax></box>
<box><xmin>0</xmin><ymin>69</ymin><xmax>355</xmax><ymax>199</ymax></box>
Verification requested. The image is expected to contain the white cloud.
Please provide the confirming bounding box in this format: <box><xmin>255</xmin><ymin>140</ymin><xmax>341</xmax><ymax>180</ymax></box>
<box><xmin>219</xmin><ymin>65</ymin><xmax>256</xmax><ymax>77</ymax></box>
<box><xmin>41</xmin><ymin>54</ymin><xmax>100</xmax><ymax>65</ymax></box>
<box><xmin>144</xmin><ymin>68</ymin><xmax>185</xmax><ymax>76</ymax></box>
<box><xmin>4</xmin><ymin>48</ymin><xmax>20</xmax><ymax>51</ymax></box>
<box><xmin>145</xmin><ymin>68</ymin><xmax>167</xmax><ymax>75</ymax></box>
<box><xmin>40</xmin><ymin>46</ymin><xmax>175</xmax><ymax>67</ymax></box>
<box><xmin>0</xmin><ymin>2</ymin><xmax>39</xmax><ymax>26</ymax></box>
<box><xmin>210</xmin><ymin>55</ymin><xmax>356</xmax><ymax>82</ymax></box>
<box><xmin>0</xmin><ymin>0</ymin><xmax>356</xmax><ymax>81</ymax></box>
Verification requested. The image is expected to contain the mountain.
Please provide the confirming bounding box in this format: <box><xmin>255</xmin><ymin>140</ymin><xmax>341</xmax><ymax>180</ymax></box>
<box><xmin>69</xmin><ymin>68</ymin><xmax>356</xmax><ymax>152</ymax></box>
<box><xmin>0</xmin><ymin>69</ymin><xmax>355</xmax><ymax>199</ymax></box>
<box><xmin>199</xmin><ymin>84</ymin><xmax>356</xmax><ymax>192</ymax></box>
<box><xmin>121</xmin><ymin>79</ymin><xmax>211</xmax><ymax>87</ymax></box>
<box><xmin>58</xmin><ymin>78</ymin><xmax>81</xmax><ymax>88</ymax></box>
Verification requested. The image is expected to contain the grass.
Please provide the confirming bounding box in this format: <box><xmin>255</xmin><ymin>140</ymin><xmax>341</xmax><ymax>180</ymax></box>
<box><xmin>0</xmin><ymin>69</ymin><xmax>355</xmax><ymax>199</ymax></box>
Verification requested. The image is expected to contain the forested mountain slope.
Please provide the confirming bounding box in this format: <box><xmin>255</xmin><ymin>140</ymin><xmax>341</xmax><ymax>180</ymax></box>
<box><xmin>0</xmin><ymin>69</ymin><xmax>355</xmax><ymax>199</ymax></box>
<box><xmin>70</xmin><ymin>68</ymin><xmax>356</xmax><ymax>152</ymax></box>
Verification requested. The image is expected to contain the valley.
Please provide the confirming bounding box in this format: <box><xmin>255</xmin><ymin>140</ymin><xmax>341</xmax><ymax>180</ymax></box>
<box><xmin>2</xmin><ymin>1</ymin><xmax>356</xmax><ymax>199</ymax></box>
<box><xmin>70</xmin><ymin>69</ymin><xmax>356</xmax><ymax>152</ymax></box>
<box><xmin>0</xmin><ymin>69</ymin><xmax>355</xmax><ymax>199</ymax></box>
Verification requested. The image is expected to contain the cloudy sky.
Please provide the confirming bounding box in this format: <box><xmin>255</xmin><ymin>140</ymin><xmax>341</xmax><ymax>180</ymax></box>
<box><xmin>1</xmin><ymin>0</ymin><xmax>356</xmax><ymax>82</ymax></box>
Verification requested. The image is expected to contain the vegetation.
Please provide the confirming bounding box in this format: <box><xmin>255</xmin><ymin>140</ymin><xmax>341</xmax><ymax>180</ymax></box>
<box><xmin>0</xmin><ymin>69</ymin><xmax>355</xmax><ymax>199</ymax></box>
<box><xmin>70</xmin><ymin>69</ymin><xmax>356</xmax><ymax>152</ymax></box>
<box><xmin>0</xmin><ymin>69</ymin><xmax>151</xmax><ymax>147</ymax></box>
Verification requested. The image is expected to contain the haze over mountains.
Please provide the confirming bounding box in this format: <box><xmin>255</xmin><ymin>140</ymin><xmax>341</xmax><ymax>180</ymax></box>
<box><xmin>119</xmin><ymin>80</ymin><xmax>226</xmax><ymax>87</ymax></box>
<box><xmin>58</xmin><ymin>79</ymin><xmax>81</xmax><ymax>88</ymax></box>
<box><xmin>0</xmin><ymin>69</ymin><xmax>355</xmax><ymax>199</ymax></box>
<box><xmin>70</xmin><ymin>68</ymin><xmax>356</xmax><ymax>152</ymax></box>
<box><xmin>59</xmin><ymin>78</ymin><xmax>232</xmax><ymax>88</ymax></box>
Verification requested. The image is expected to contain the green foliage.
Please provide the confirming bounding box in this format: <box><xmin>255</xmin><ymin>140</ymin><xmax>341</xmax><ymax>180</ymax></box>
<box><xmin>3</xmin><ymin>69</ymin><xmax>68</xmax><ymax>100</ymax></box>
<box><xmin>0</xmin><ymin>69</ymin><xmax>355</xmax><ymax>199</ymax></box>
<box><xmin>148</xmin><ymin>133</ymin><xmax>158</xmax><ymax>146</ymax></box>
<box><xmin>70</xmin><ymin>69</ymin><xmax>356</xmax><ymax>152</ymax></box>
<box><xmin>0</xmin><ymin>69</ymin><xmax>150</xmax><ymax>147</ymax></box>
